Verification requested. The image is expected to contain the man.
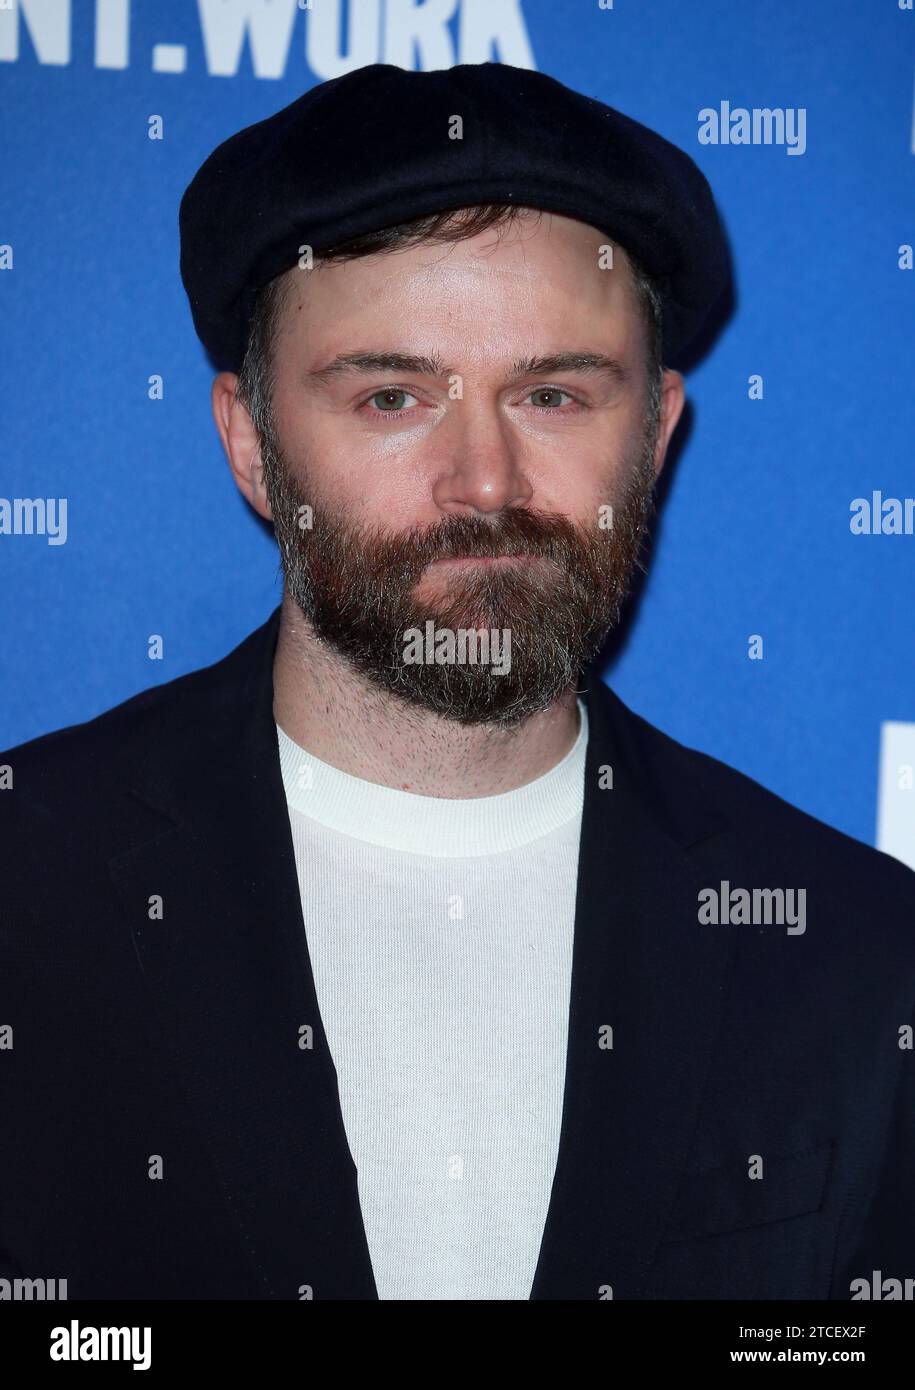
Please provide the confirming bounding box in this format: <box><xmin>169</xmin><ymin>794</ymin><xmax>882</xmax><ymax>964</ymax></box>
<box><xmin>1</xmin><ymin>62</ymin><xmax>914</xmax><ymax>1303</ymax></box>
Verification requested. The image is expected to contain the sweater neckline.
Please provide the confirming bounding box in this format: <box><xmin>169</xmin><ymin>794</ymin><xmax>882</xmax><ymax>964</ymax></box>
<box><xmin>275</xmin><ymin>700</ymin><xmax>588</xmax><ymax>857</ymax></box>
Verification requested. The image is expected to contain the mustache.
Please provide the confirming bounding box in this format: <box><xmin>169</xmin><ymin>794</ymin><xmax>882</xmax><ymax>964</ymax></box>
<box><xmin>362</xmin><ymin>508</ymin><xmax>585</xmax><ymax>578</ymax></box>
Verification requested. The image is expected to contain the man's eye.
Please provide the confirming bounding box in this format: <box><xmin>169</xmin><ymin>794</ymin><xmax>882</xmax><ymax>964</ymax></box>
<box><xmin>526</xmin><ymin>387</ymin><xmax>575</xmax><ymax>410</ymax></box>
<box><xmin>364</xmin><ymin>387</ymin><xmax>419</xmax><ymax>413</ymax></box>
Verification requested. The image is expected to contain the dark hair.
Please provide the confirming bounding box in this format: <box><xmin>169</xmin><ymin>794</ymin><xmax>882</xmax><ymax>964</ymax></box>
<box><xmin>235</xmin><ymin>203</ymin><xmax>663</xmax><ymax>439</ymax></box>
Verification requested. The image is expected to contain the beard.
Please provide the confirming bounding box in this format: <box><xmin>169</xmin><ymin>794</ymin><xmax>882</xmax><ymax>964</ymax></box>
<box><xmin>261</xmin><ymin>410</ymin><xmax>659</xmax><ymax>728</ymax></box>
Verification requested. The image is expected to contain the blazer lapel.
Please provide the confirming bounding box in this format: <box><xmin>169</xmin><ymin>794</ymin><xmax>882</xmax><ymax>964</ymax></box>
<box><xmin>108</xmin><ymin>606</ymin><xmax>378</xmax><ymax>1299</ymax></box>
<box><xmin>529</xmin><ymin>670</ymin><xmax>740</xmax><ymax>1300</ymax></box>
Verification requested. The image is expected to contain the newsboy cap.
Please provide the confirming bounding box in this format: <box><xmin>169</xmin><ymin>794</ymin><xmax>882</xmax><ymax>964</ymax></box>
<box><xmin>179</xmin><ymin>62</ymin><xmax>731</xmax><ymax>372</ymax></box>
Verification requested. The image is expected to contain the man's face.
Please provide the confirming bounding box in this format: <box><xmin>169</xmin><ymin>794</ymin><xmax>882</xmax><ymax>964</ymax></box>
<box><xmin>248</xmin><ymin>211</ymin><xmax>683</xmax><ymax>726</ymax></box>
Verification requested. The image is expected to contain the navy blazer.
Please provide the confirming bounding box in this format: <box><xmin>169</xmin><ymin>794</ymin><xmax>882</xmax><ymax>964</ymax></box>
<box><xmin>2</xmin><ymin>604</ymin><xmax>914</xmax><ymax>1300</ymax></box>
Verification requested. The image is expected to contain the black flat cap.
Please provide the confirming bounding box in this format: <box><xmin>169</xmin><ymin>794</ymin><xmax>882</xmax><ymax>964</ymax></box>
<box><xmin>179</xmin><ymin>62</ymin><xmax>731</xmax><ymax>372</ymax></box>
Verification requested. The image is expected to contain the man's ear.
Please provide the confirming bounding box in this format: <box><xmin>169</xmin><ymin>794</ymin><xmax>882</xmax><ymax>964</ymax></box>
<box><xmin>652</xmin><ymin>368</ymin><xmax>686</xmax><ymax>483</ymax></box>
<box><xmin>211</xmin><ymin>372</ymin><xmax>273</xmax><ymax>521</ymax></box>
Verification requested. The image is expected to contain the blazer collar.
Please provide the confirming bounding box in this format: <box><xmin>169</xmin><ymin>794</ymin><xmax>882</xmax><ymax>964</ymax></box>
<box><xmin>109</xmin><ymin>605</ymin><xmax>738</xmax><ymax>1299</ymax></box>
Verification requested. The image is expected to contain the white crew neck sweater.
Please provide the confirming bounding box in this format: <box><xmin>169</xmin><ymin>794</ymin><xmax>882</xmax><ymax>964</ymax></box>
<box><xmin>275</xmin><ymin>700</ymin><xmax>588</xmax><ymax>1300</ymax></box>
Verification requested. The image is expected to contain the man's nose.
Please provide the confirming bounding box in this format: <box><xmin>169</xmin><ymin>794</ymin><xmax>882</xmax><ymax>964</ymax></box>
<box><xmin>430</xmin><ymin>399</ymin><xmax>534</xmax><ymax>517</ymax></box>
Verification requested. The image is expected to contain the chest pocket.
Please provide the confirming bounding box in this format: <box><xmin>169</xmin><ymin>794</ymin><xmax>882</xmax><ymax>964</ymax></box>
<box><xmin>659</xmin><ymin>1139</ymin><xmax>836</xmax><ymax>1244</ymax></box>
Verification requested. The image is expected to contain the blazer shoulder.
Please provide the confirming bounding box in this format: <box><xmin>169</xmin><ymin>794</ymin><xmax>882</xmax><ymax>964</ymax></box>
<box><xmin>0</xmin><ymin>612</ymin><xmax>275</xmax><ymax>816</ymax></box>
<box><xmin>605</xmin><ymin>684</ymin><xmax>915</xmax><ymax>910</ymax></box>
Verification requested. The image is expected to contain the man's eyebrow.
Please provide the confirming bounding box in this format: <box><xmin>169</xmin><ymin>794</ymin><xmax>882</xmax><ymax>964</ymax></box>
<box><xmin>307</xmin><ymin>352</ymin><xmax>452</xmax><ymax>383</ymax></box>
<box><xmin>509</xmin><ymin>352</ymin><xmax>631</xmax><ymax>384</ymax></box>
<box><xmin>305</xmin><ymin>349</ymin><xmax>631</xmax><ymax>385</ymax></box>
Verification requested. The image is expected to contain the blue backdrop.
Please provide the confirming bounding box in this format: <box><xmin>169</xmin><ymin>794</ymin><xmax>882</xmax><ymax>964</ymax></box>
<box><xmin>2</xmin><ymin>0</ymin><xmax>913</xmax><ymax>862</ymax></box>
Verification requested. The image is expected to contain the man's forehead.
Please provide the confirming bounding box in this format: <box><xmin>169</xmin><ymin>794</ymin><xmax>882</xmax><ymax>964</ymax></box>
<box><xmin>274</xmin><ymin>226</ymin><xmax>637</xmax><ymax>339</ymax></box>
<box><xmin>268</xmin><ymin>263</ymin><xmax>642</xmax><ymax>393</ymax></box>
